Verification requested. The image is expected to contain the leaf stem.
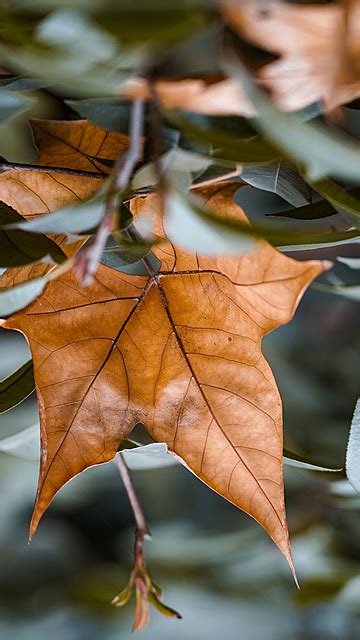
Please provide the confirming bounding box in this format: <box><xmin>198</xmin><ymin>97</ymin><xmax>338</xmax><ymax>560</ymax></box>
<box><xmin>0</xmin><ymin>161</ymin><xmax>105</xmax><ymax>179</ymax></box>
<box><xmin>75</xmin><ymin>99</ymin><xmax>145</xmax><ymax>282</ymax></box>
<box><xmin>115</xmin><ymin>451</ymin><xmax>151</xmax><ymax>544</ymax></box>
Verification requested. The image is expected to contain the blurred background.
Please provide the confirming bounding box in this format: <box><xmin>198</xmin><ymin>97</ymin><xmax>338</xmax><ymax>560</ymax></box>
<box><xmin>0</xmin><ymin>212</ymin><xmax>359</xmax><ymax>640</ymax></box>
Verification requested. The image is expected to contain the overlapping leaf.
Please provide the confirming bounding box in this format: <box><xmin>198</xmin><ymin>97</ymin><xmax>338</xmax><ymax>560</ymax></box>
<box><xmin>0</xmin><ymin>118</ymin><xmax>128</xmax><ymax>217</ymax></box>
<box><xmin>223</xmin><ymin>0</ymin><xmax>360</xmax><ymax>112</ymax></box>
<box><xmin>0</xmin><ymin>119</ymin><xmax>129</xmax><ymax>293</ymax></box>
<box><xmin>121</xmin><ymin>76</ymin><xmax>254</xmax><ymax>116</ymax></box>
<box><xmin>2</xmin><ymin>182</ymin><xmax>330</xmax><ymax>575</ymax></box>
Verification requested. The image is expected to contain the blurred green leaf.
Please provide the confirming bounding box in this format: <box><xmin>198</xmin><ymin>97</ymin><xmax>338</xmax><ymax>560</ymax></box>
<box><xmin>310</xmin><ymin>179</ymin><xmax>360</xmax><ymax>229</ymax></box>
<box><xmin>193</xmin><ymin>162</ymin><xmax>239</xmax><ymax>185</ymax></box>
<box><xmin>66</xmin><ymin>97</ymin><xmax>131</xmax><ymax>133</ymax></box>
<box><xmin>100</xmin><ymin>231</ymin><xmax>156</xmax><ymax>271</ymax></box>
<box><xmin>0</xmin><ymin>258</ymin><xmax>70</xmax><ymax>316</ymax></box>
<box><xmin>0</xmin><ymin>423</ymin><xmax>39</xmax><ymax>460</ymax></box>
<box><xmin>0</xmin><ymin>73</ymin><xmax>49</xmax><ymax>91</ymax></box>
<box><xmin>94</xmin><ymin>6</ymin><xmax>208</xmax><ymax>46</ymax></box>
<box><xmin>315</xmin><ymin>282</ymin><xmax>360</xmax><ymax>301</ymax></box>
<box><xmin>163</xmin><ymin>187</ymin><xmax>358</xmax><ymax>249</ymax></box>
<box><xmin>5</xmin><ymin>193</ymin><xmax>106</xmax><ymax>235</ymax></box>
<box><xmin>241</xmin><ymin>162</ymin><xmax>312</xmax><ymax>207</ymax></box>
<box><xmin>228</xmin><ymin>61</ymin><xmax>360</xmax><ymax>181</ymax></box>
<box><xmin>132</xmin><ymin>148</ymin><xmax>213</xmax><ymax>191</ymax></box>
<box><xmin>268</xmin><ymin>198</ymin><xmax>337</xmax><ymax>221</ymax></box>
<box><xmin>0</xmin><ymin>89</ymin><xmax>31</xmax><ymax>123</ymax></box>
<box><xmin>0</xmin><ymin>360</ymin><xmax>34</xmax><ymax>414</ymax></box>
<box><xmin>346</xmin><ymin>398</ymin><xmax>360</xmax><ymax>494</ymax></box>
<box><xmin>337</xmin><ymin>256</ymin><xmax>360</xmax><ymax>269</ymax></box>
<box><xmin>164</xmin><ymin>110</ymin><xmax>279</xmax><ymax>164</ymax></box>
<box><xmin>0</xmin><ymin>275</ymin><xmax>46</xmax><ymax>317</ymax></box>
<box><xmin>121</xmin><ymin>442</ymin><xmax>177</xmax><ymax>470</ymax></box>
<box><xmin>0</xmin><ymin>201</ymin><xmax>66</xmax><ymax>267</ymax></box>
<box><xmin>36</xmin><ymin>8</ymin><xmax>117</xmax><ymax>67</ymax></box>
<box><xmin>283</xmin><ymin>449</ymin><xmax>342</xmax><ymax>473</ymax></box>
<box><xmin>164</xmin><ymin>187</ymin><xmax>256</xmax><ymax>255</ymax></box>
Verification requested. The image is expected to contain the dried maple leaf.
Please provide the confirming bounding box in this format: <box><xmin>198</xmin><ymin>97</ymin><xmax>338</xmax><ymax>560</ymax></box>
<box><xmin>2</xmin><ymin>182</ymin><xmax>330</xmax><ymax>576</ymax></box>
<box><xmin>0</xmin><ymin>119</ymin><xmax>128</xmax><ymax>217</ymax></box>
<box><xmin>222</xmin><ymin>0</ymin><xmax>360</xmax><ymax>111</ymax></box>
<box><xmin>0</xmin><ymin>119</ymin><xmax>128</xmax><ymax>287</ymax></box>
<box><xmin>120</xmin><ymin>76</ymin><xmax>254</xmax><ymax>116</ymax></box>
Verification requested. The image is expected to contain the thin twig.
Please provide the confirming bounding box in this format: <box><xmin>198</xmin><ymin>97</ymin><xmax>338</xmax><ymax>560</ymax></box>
<box><xmin>75</xmin><ymin>99</ymin><xmax>145</xmax><ymax>283</ymax></box>
<box><xmin>115</xmin><ymin>451</ymin><xmax>151</xmax><ymax>543</ymax></box>
<box><xmin>0</xmin><ymin>161</ymin><xmax>105</xmax><ymax>179</ymax></box>
<box><xmin>113</xmin><ymin>98</ymin><xmax>145</xmax><ymax>192</ymax></box>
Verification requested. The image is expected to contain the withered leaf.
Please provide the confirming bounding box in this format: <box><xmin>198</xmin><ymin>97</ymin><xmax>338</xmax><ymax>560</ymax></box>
<box><xmin>121</xmin><ymin>76</ymin><xmax>254</xmax><ymax>116</ymax></box>
<box><xmin>0</xmin><ymin>119</ymin><xmax>128</xmax><ymax>217</ymax></box>
<box><xmin>0</xmin><ymin>118</ymin><xmax>128</xmax><ymax>289</ymax></box>
<box><xmin>2</xmin><ymin>183</ymin><xmax>330</xmax><ymax>575</ymax></box>
<box><xmin>223</xmin><ymin>1</ymin><xmax>360</xmax><ymax>112</ymax></box>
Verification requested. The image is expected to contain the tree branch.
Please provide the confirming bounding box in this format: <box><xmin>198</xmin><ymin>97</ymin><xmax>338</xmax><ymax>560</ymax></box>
<box><xmin>75</xmin><ymin>99</ymin><xmax>145</xmax><ymax>283</ymax></box>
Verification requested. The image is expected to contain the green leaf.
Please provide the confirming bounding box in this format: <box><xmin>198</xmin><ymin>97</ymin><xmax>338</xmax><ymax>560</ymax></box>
<box><xmin>0</xmin><ymin>360</ymin><xmax>34</xmax><ymax>413</ymax></box>
<box><xmin>0</xmin><ymin>423</ymin><xmax>39</xmax><ymax>460</ymax></box>
<box><xmin>117</xmin><ymin>202</ymin><xmax>133</xmax><ymax>231</ymax></box>
<box><xmin>0</xmin><ymin>74</ymin><xmax>49</xmax><ymax>91</ymax></box>
<box><xmin>241</xmin><ymin>162</ymin><xmax>312</xmax><ymax>207</ymax></box>
<box><xmin>6</xmin><ymin>194</ymin><xmax>106</xmax><ymax>235</ymax></box>
<box><xmin>0</xmin><ymin>22</ymin><xmax>138</xmax><ymax>97</ymax></box>
<box><xmin>37</xmin><ymin>8</ymin><xmax>117</xmax><ymax>67</ymax></box>
<box><xmin>0</xmin><ymin>89</ymin><xmax>31</xmax><ymax>123</ymax></box>
<box><xmin>192</xmin><ymin>162</ymin><xmax>239</xmax><ymax>186</ymax></box>
<box><xmin>163</xmin><ymin>187</ymin><xmax>358</xmax><ymax>250</ymax></box>
<box><xmin>132</xmin><ymin>148</ymin><xmax>213</xmax><ymax>191</ymax></box>
<box><xmin>66</xmin><ymin>97</ymin><xmax>131</xmax><ymax>133</ymax></box>
<box><xmin>121</xmin><ymin>442</ymin><xmax>177</xmax><ymax>470</ymax></box>
<box><xmin>310</xmin><ymin>179</ymin><xmax>360</xmax><ymax>228</ymax></box>
<box><xmin>280</xmin><ymin>237</ymin><xmax>360</xmax><ymax>252</ymax></box>
<box><xmin>268</xmin><ymin>198</ymin><xmax>337</xmax><ymax>221</ymax></box>
<box><xmin>164</xmin><ymin>110</ymin><xmax>279</xmax><ymax>164</ymax></box>
<box><xmin>164</xmin><ymin>188</ymin><xmax>256</xmax><ymax>255</ymax></box>
<box><xmin>283</xmin><ymin>449</ymin><xmax>342</xmax><ymax>473</ymax></box>
<box><xmin>337</xmin><ymin>257</ymin><xmax>360</xmax><ymax>269</ymax></box>
<box><xmin>314</xmin><ymin>282</ymin><xmax>360</xmax><ymax>301</ymax></box>
<box><xmin>94</xmin><ymin>6</ymin><xmax>208</xmax><ymax>46</ymax></box>
<box><xmin>0</xmin><ymin>260</ymin><xmax>70</xmax><ymax>317</ymax></box>
<box><xmin>228</xmin><ymin>61</ymin><xmax>360</xmax><ymax>181</ymax></box>
<box><xmin>0</xmin><ymin>201</ymin><xmax>66</xmax><ymax>267</ymax></box>
<box><xmin>346</xmin><ymin>398</ymin><xmax>360</xmax><ymax>493</ymax></box>
<box><xmin>101</xmin><ymin>232</ymin><xmax>156</xmax><ymax>271</ymax></box>
<box><xmin>0</xmin><ymin>277</ymin><xmax>47</xmax><ymax>317</ymax></box>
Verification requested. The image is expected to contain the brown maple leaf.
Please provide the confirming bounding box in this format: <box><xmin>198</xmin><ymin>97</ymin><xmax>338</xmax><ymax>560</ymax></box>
<box><xmin>120</xmin><ymin>76</ymin><xmax>254</xmax><ymax>116</ymax></box>
<box><xmin>0</xmin><ymin>119</ymin><xmax>128</xmax><ymax>287</ymax></box>
<box><xmin>222</xmin><ymin>0</ymin><xmax>360</xmax><ymax>112</ymax></box>
<box><xmin>0</xmin><ymin>119</ymin><xmax>128</xmax><ymax>217</ymax></box>
<box><xmin>2</xmin><ymin>182</ymin><xmax>330</xmax><ymax>576</ymax></box>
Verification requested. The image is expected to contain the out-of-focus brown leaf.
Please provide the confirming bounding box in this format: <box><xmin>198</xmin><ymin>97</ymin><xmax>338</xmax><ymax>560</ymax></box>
<box><xmin>0</xmin><ymin>119</ymin><xmax>129</xmax><ymax>217</ymax></box>
<box><xmin>222</xmin><ymin>0</ymin><xmax>360</xmax><ymax>112</ymax></box>
<box><xmin>2</xmin><ymin>182</ymin><xmax>330</xmax><ymax>576</ymax></box>
<box><xmin>121</xmin><ymin>76</ymin><xmax>254</xmax><ymax>116</ymax></box>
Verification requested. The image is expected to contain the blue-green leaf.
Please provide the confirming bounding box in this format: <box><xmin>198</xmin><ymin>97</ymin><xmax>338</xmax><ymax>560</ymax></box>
<box><xmin>346</xmin><ymin>398</ymin><xmax>360</xmax><ymax>493</ymax></box>
<box><xmin>0</xmin><ymin>360</ymin><xmax>34</xmax><ymax>413</ymax></box>
<box><xmin>284</xmin><ymin>449</ymin><xmax>342</xmax><ymax>473</ymax></box>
